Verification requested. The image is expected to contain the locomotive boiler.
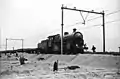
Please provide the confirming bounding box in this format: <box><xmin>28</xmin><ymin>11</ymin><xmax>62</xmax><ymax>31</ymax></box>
<box><xmin>38</xmin><ymin>28</ymin><xmax>84</xmax><ymax>54</ymax></box>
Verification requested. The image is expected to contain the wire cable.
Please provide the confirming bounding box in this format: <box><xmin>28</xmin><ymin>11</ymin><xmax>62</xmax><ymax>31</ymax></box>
<box><xmin>105</xmin><ymin>19</ymin><xmax>120</xmax><ymax>24</ymax></box>
<box><xmin>78</xmin><ymin>19</ymin><xmax>120</xmax><ymax>30</ymax></box>
<box><xmin>87</xmin><ymin>9</ymin><xmax>120</xmax><ymax>22</ymax></box>
<box><xmin>66</xmin><ymin>9</ymin><xmax>120</xmax><ymax>27</ymax></box>
<box><xmin>106</xmin><ymin>9</ymin><xmax>120</xmax><ymax>16</ymax></box>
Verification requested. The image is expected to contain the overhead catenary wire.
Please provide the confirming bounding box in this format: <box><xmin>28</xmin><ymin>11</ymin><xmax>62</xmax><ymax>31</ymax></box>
<box><xmin>78</xmin><ymin>19</ymin><xmax>120</xmax><ymax>30</ymax></box>
<box><xmin>87</xmin><ymin>9</ymin><xmax>120</xmax><ymax>22</ymax></box>
<box><xmin>106</xmin><ymin>9</ymin><xmax>120</xmax><ymax>16</ymax></box>
<box><xmin>65</xmin><ymin>19</ymin><xmax>120</xmax><ymax>32</ymax></box>
<box><xmin>65</xmin><ymin>9</ymin><xmax>120</xmax><ymax>27</ymax></box>
<box><xmin>105</xmin><ymin>19</ymin><xmax>120</xmax><ymax>24</ymax></box>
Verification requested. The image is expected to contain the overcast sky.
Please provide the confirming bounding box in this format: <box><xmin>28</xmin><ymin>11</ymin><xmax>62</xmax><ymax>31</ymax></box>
<box><xmin>0</xmin><ymin>0</ymin><xmax>120</xmax><ymax>52</ymax></box>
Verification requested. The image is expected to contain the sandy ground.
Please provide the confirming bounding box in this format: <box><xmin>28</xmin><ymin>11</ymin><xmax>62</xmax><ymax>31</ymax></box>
<box><xmin>0</xmin><ymin>53</ymin><xmax>120</xmax><ymax>79</ymax></box>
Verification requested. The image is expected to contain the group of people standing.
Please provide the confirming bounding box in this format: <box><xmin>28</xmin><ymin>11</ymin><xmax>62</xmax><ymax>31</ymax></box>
<box><xmin>84</xmin><ymin>43</ymin><xmax>96</xmax><ymax>52</ymax></box>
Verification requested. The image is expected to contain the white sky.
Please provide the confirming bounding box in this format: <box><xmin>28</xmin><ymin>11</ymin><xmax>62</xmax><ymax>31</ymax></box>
<box><xmin>0</xmin><ymin>0</ymin><xmax>120</xmax><ymax>52</ymax></box>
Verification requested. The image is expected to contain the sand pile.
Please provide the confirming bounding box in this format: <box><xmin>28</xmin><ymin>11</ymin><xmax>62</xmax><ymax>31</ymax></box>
<box><xmin>25</xmin><ymin>54</ymin><xmax>53</xmax><ymax>62</ymax></box>
<box><xmin>1</xmin><ymin>53</ymin><xmax>120</xmax><ymax>79</ymax></box>
<box><xmin>24</xmin><ymin>53</ymin><xmax>120</xmax><ymax>69</ymax></box>
<box><xmin>71</xmin><ymin>54</ymin><xmax>120</xmax><ymax>69</ymax></box>
<box><xmin>2</xmin><ymin>53</ymin><xmax>119</xmax><ymax>69</ymax></box>
<box><xmin>46</xmin><ymin>55</ymin><xmax>76</xmax><ymax>62</ymax></box>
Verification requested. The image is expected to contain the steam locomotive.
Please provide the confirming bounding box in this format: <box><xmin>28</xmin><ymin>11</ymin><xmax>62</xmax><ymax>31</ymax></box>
<box><xmin>37</xmin><ymin>28</ymin><xmax>84</xmax><ymax>54</ymax></box>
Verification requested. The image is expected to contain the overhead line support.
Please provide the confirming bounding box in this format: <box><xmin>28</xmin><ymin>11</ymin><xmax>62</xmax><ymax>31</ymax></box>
<box><xmin>61</xmin><ymin>4</ymin><xmax>64</xmax><ymax>55</ymax></box>
<box><xmin>5</xmin><ymin>38</ymin><xmax>24</xmax><ymax>53</ymax></box>
<box><xmin>61</xmin><ymin>5</ymin><xmax>105</xmax><ymax>53</ymax></box>
<box><xmin>62</xmin><ymin>7</ymin><xmax>103</xmax><ymax>14</ymax></box>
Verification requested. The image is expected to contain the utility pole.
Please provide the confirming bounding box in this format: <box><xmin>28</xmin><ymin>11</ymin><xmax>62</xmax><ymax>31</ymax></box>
<box><xmin>119</xmin><ymin>47</ymin><xmax>120</xmax><ymax>53</ymax></box>
<box><xmin>6</xmin><ymin>38</ymin><xmax>7</xmax><ymax>51</ymax></box>
<box><xmin>61</xmin><ymin>5</ymin><xmax>105</xmax><ymax>52</ymax></box>
<box><xmin>22</xmin><ymin>39</ymin><xmax>24</xmax><ymax>53</ymax></box>
<box><xmin>0</xmin><ymin>27</ymin><xmax>1</xmax><ymax>49</ymax></box>
<box><xmin>102</xmin><ymin>11</ymin><xmax>105</xmax><ymax>53</ymax></box>
<box><xmin>13</xmin><ymin>47</ymin><xmax>14</xmax><ymax>51</ymax></box>
<box><xmin>61</xmin><ymin>4</ymin><xmax>64</xmax><ymax>54</ymax></box>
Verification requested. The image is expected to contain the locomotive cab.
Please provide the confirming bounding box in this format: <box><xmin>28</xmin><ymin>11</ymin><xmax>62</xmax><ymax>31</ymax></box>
<box><xmin>47</xmin><ymin>34</ymin><xmax>61</xmax><ymax>54</ymax></box>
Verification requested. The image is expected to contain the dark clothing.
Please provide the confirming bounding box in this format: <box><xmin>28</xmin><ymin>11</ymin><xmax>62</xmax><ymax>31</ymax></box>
<box><xmin>19</xmin><ymin>57</ymin><xmax>26</xmax><ymax>65</ymax></box>
<box><xmin>53</xmin><ymin>61</ymin><xmax>58</xmax><ymax>71</ymax></box>
<box><xmin>16</xmin><ymin>53</ymin><xmax>18</xmax><ymax>57</ymax></box>
<box><xmin>92</xmin><ymin>45</ymin><xmax>96</xmax><ymax>52</ymax></box>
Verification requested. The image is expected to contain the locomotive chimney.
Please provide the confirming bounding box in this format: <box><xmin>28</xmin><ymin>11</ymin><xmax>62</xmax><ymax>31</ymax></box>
<box><xmin>73</xmin><ymin>28</ymin><xmax>77</xmax><ymax>32</ymax></box>
<box><xmin>64</xmin><ymin>32</ymin><xmax>69</xmax><ymax>35</ymax></box>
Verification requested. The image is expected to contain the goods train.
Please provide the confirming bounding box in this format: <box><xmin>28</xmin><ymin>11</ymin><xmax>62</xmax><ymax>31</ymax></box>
<box><xmin>37</xmin><ymin>28</ymin><xmax>84</xmax><ymax>54</ymax></box>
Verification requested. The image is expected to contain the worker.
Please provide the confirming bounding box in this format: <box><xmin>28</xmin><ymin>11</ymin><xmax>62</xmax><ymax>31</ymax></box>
<box><xmin>19</xmin><ymin>55</ymin><xmax>27</xmax><ymax>65</ymax></box>
<box><xmin>92</xmin><ymin>45</ymin><xmax>96</xmax><ymax>52</ymax></box>
<box><xmin>53</xmin><ymin>60</ymin><xmax>58</xmax><ymax>72</ymax></box>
